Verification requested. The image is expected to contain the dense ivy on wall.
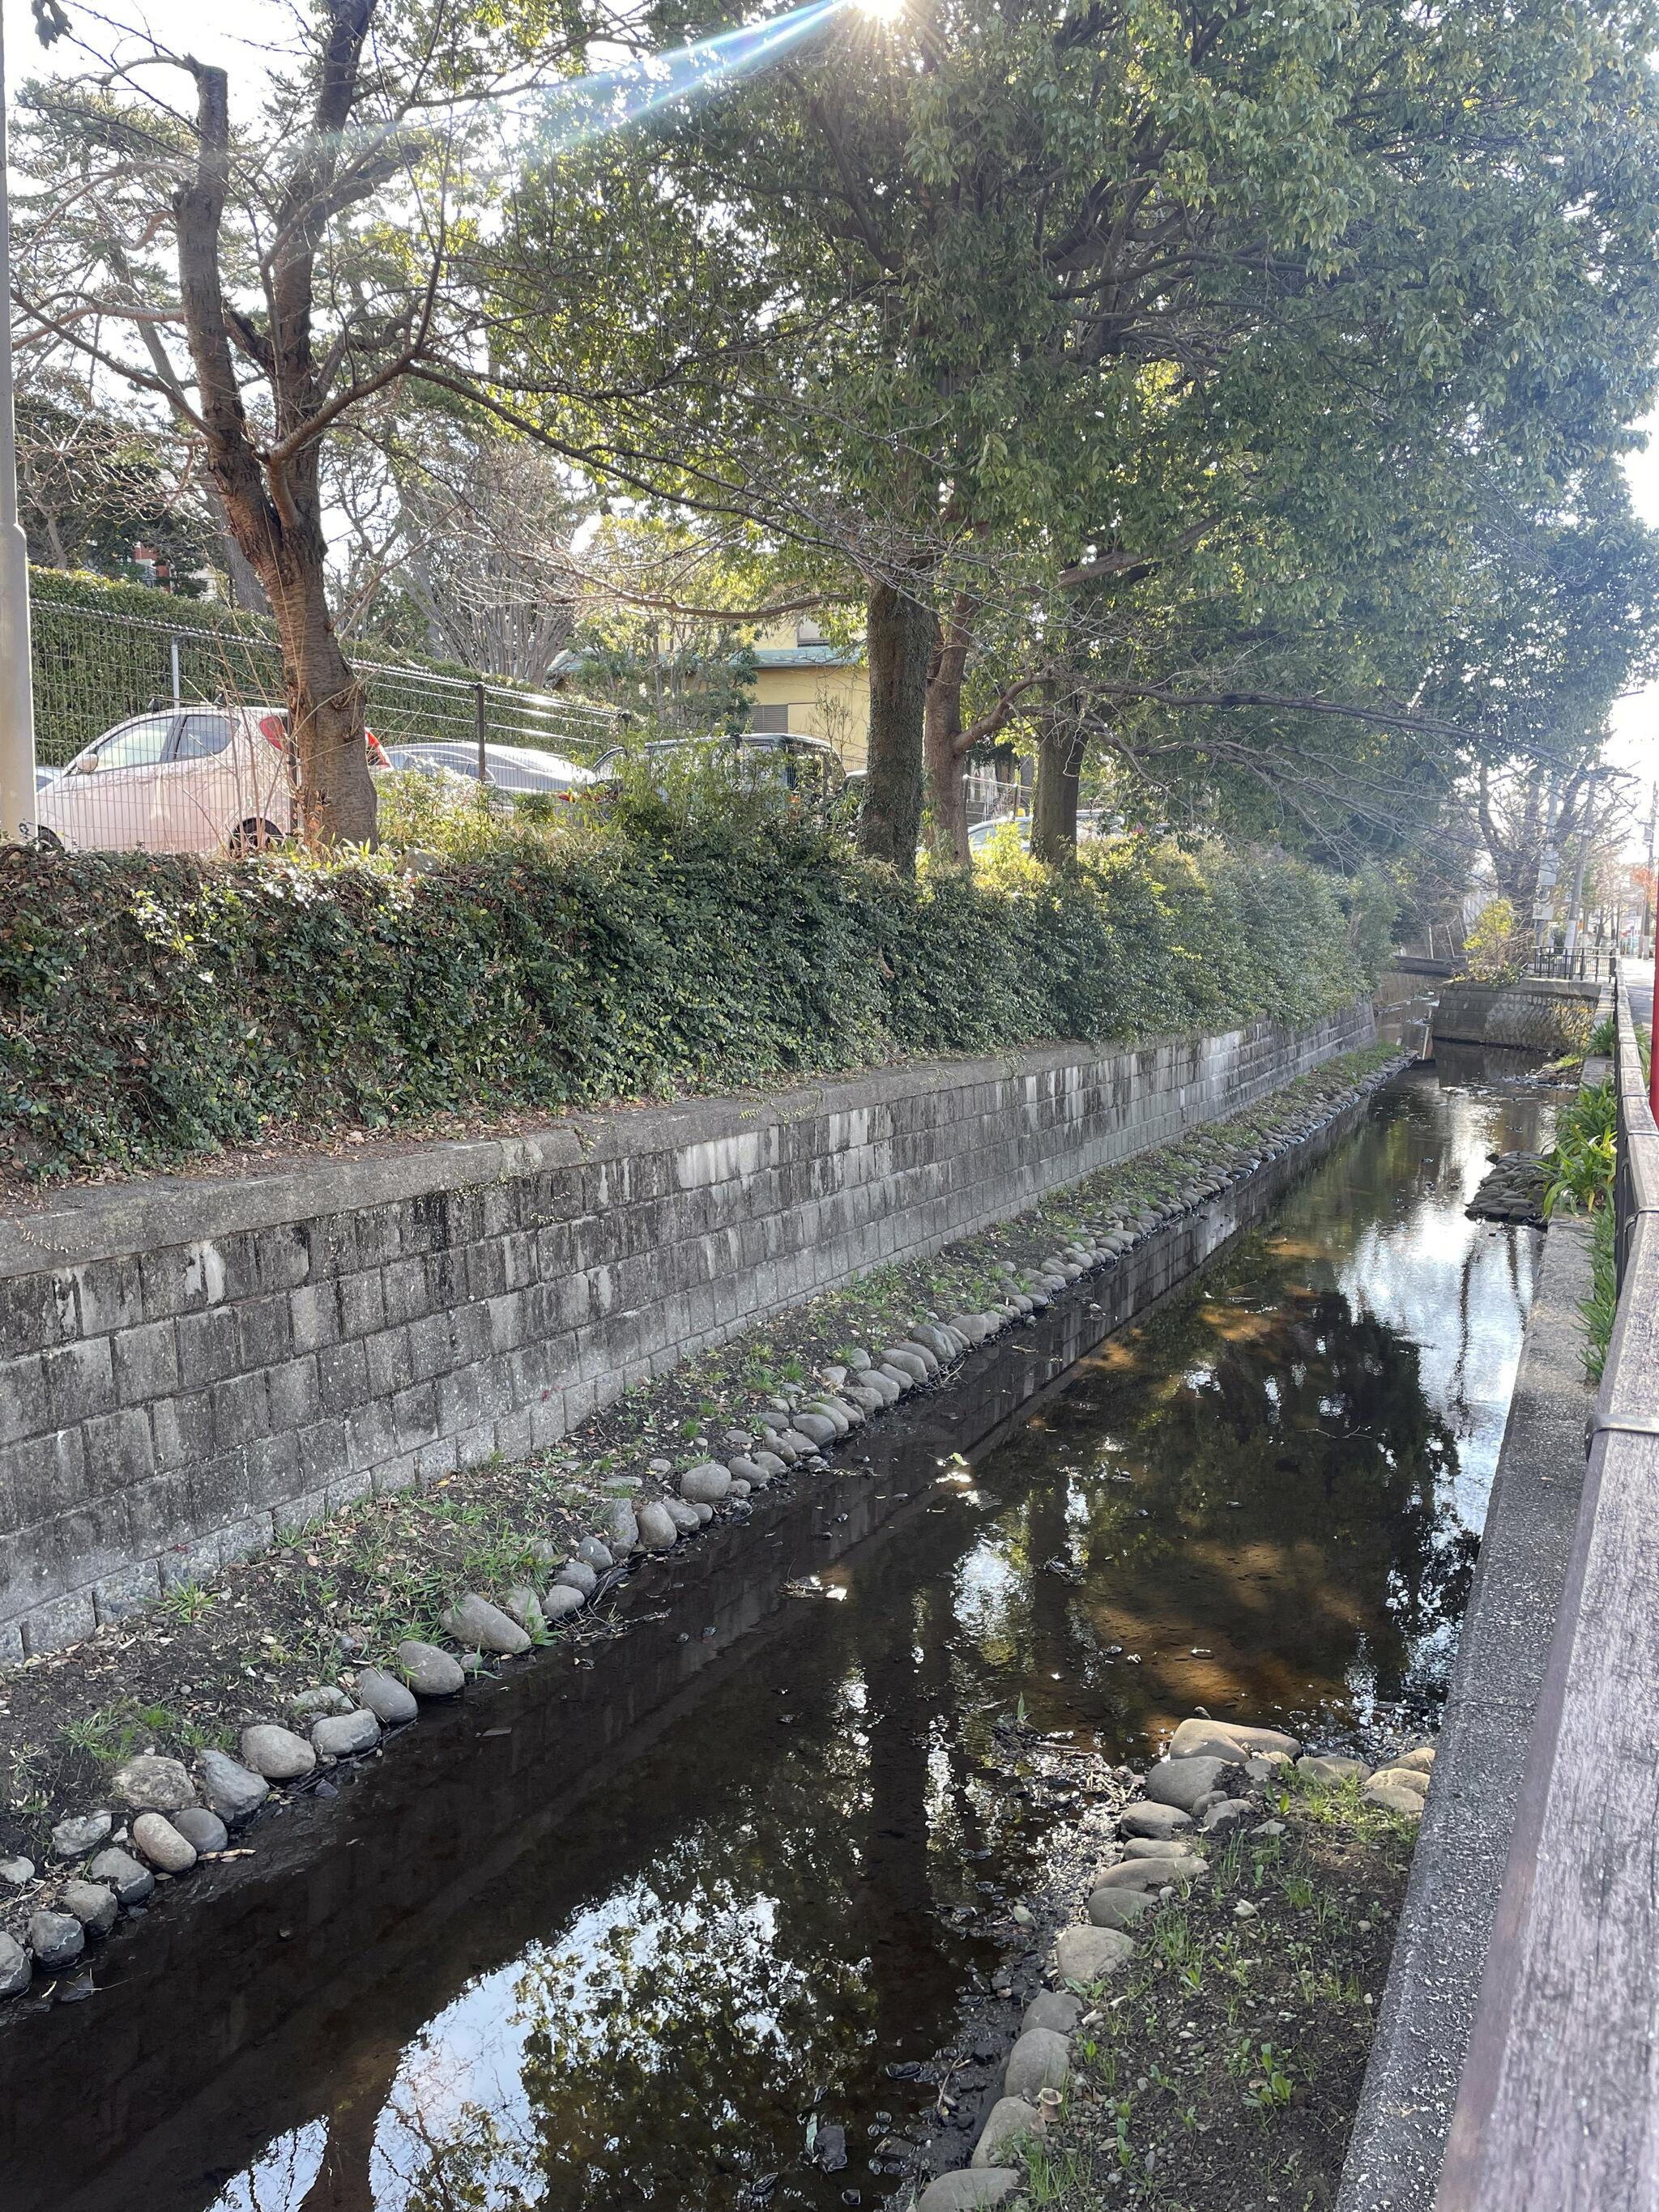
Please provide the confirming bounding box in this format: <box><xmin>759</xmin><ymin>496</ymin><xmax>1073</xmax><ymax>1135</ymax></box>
<box><xmin>0</xmin><ymin>828</ymin><xmax>1380</xmax><ymax>1182</ymax></box>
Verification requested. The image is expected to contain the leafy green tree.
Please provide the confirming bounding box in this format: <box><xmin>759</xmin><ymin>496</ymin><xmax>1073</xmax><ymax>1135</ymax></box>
<box><xmin>11</xmin><ymin>0</ymin><xmax>595</xmax><ymax>844</ymax></box>
<box><xmin>493</xmin><ymin>0</ymin><xmax>1659</xmax><ymax>870</ymax></box>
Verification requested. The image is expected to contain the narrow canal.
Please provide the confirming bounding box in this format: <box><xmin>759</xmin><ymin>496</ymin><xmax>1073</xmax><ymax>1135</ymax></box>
<box><xmin>3</xmin><ymin>1056</ymin><xmax>1557</xmax><ymax>2212</ymax></box>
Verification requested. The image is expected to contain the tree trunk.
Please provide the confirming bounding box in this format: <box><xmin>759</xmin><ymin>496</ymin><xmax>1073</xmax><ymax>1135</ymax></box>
<box><xmin>923</xmin><ymin>596</ymin><xmax>974</xmax><ymax>867</ymax></box>
<box><xmin>173</xmin><ymin>41</ymin><xmax>377</xmax><ymax>852</ymax></box>
<box><xmin>296</xmin><ymin>2033</ymin><xmax>403</xmax><ymax>2210</ymax></box>
<box><xmin>205</xmin><ymin>483</ymin><xmax>271</xmax><ymax>614</ymax></box>
<box><xmin>857</xmin><ymin>578</ymin><xmax>935</xmax><ymax>872</ymax></box>
<box><xmin>1031</xmin><ymin>713</ymin><xmax>1085</xmax><ymax>863</ymax></box>
<box><xmin>268</xmin><ymin>560</ymin><xmax>377</xmax><ymax>847</ymax></box>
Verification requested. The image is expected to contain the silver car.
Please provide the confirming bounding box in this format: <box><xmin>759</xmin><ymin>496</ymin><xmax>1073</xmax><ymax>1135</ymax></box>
<box><xmin>385</xmin><ymin>742</ymin><xmax>596</xmax><ymax>794</ymax></box>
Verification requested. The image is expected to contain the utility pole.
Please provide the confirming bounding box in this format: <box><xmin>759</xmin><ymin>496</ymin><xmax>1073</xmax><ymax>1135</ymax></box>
<box><xmin>0</xmin><ymin>7</ymin><xmax>37</xmax><ymax>843</ymax></box>
<box><xmin>1564</xmin><ymin>769</ymin><xmax>1598</xmax><ymax>964</ymax></box>
<box><xmin>1533</xmin><ymin>779</ymin><xmax>1562</xmax><ymax>961</ymax></box>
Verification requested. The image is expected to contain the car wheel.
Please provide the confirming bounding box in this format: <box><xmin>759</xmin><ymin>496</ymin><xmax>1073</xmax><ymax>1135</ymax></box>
<box><xmin>228</xmin><ymin>818</ymin><xmax>286</xmax><ymax>856</ymax></box>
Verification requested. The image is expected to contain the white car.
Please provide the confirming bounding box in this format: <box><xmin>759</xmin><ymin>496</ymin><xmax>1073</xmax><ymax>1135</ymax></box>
<box><xmin>384</xmin><ymin>741</ymin><xmax>596</xmax><ymax>794</ymax></box>
<box><xmin>967</xmin><ymin>808</ymin><xmax>1111</xmax><ymax>853</ymax></box>
<box><xmin>37</xmin><ymin>706</ymin><xmax>296</xmax><ymax>855</ymax></box>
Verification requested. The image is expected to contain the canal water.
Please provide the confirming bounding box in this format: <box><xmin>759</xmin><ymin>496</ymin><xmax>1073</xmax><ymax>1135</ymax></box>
<box><xmin>2</xmin><ymin>1058</ymin><xmax>1558</xmax><ymax>2212</ymax></box>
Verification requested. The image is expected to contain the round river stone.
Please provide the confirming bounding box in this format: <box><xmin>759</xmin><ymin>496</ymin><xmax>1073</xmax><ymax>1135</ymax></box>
<box><xmin>355</xmin><ymin>1667</ymin><xmax>419</xmax><ymax>1726</ymax></box>
<box><xmin>197</xmin><ymin>1748</ymin><xmax>271</xmax><ymax>1823</ymax></box>
<box><xmin>87</xmin><ymin>1848</ymin><xmax>154</xmax><ymax>1905</ymax></box>
<box><xmin>131</xmin><ymin>1813</ymin><xmax>197</xmax><ymax>1873</ymax></box>
<box><xmin>440</xmin><ymin>1594</ymin><xmax>531</xmax><ymax>1656</ymax></box>
<box><xmin>240</xmin><ymin>1724</ymin><xmax>318</xmax><ymax>1782</ymax></box>
<box><xmin>397</xmin><ymin>1641</ymin><xmax>466</xmax><ymax>1697</ymax></box>
<box><xmin>0</xmin><ymin>1933</ymin><xmax>30</xmax><ymax>1997</ymax></box>
<box><xmin>311</xmin><ymin>1710</ymin><xmax>381</xmax><ymax>1762</ymax></box>
<box><xmin>28</xmin><ymin>1910</ymin><xmax>85</xmax><ymax>1971</ymax></box>
<box><xmin>172</xmin><ymin>1808</ymin><xmax>228</xmax><ymax>1856</ymax></box>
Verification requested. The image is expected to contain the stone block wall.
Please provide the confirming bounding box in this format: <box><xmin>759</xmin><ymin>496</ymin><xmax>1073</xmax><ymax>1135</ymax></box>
<box><xmin>1429</xmin><ymin>978</ymin><xmax>1600</xmax><ymax>1055</ymax></box>
<box><xmin>0</xmin><ymin>1000</ymin><xmax>1374</xmax><ymax>1657</ymax></box>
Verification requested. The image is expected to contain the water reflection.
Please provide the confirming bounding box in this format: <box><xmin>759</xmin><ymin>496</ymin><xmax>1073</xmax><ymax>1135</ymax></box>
<box><xmin>54</xmin><ymin>1063</ymin><xmax>1560</xmax><ymax>2212</ymax></box>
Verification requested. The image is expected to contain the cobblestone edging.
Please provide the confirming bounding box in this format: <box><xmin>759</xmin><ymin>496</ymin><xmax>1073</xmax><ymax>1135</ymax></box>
<box><xmin>0</xmin><ymin>1002</ymin><xmax>1375</xmax><ymax>1659</ymax></box>
<box><xmin>912</xmin><ymin>1721</ymin><xmax>1431</xmax><ymax>2212</ymax></box>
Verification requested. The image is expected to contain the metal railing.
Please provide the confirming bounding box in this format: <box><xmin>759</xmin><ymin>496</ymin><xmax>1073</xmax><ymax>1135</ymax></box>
<box><xmin>1436</xmin><ymin>967</ymin><xmax>1659</xmax><ymax>2210</ymax></box>
<box><xmin>32</xmin><ymin>598</ymin><xmax>620</xmax><ymax>765</ymax></box>
<box><xmin>1525</xmin><ymin>946</ymin><xmax>1618</xmax><ymax>983</ymax></box>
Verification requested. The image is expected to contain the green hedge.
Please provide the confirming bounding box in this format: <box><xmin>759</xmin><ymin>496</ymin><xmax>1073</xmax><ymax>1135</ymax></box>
<box><xmin>0</xmin><ymin>829</ymin><xmax>1379</xmax><ymax>1182</ymax></box>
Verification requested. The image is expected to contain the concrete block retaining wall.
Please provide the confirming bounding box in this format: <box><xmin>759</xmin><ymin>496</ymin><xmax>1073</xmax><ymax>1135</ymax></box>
<box><xmin>0</xmin><ymin>1001</ymin><xmax>1374</xmax><ymax>1659</ymax></box>
<box><xmin>1429</xmin><ymin>978</ymin><xmax>1600</xmax><ymax>1055</ymax></box>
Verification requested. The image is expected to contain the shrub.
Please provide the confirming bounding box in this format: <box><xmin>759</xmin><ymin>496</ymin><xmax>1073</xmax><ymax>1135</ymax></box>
<box><xmin>1459</xmin><ymin>897</ymin><xmax>1526</xmax><ymax>984</ymax></box>
<box><xmin>0</xmin><ymin>824</ymin><xmax>1378</xmax><ymax>1183</ymax></box>
<box><xmin>1541</xmin><ymin>1078</ymin><xmax>1618</xmax><ymax>1217</ymax></box>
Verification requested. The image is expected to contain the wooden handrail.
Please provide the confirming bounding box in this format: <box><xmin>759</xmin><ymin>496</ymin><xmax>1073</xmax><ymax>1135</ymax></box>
<box><xmin>1436</xmin><ymin>970</ymin><xmax>1659</xmax><ymax>2210</ymax></box>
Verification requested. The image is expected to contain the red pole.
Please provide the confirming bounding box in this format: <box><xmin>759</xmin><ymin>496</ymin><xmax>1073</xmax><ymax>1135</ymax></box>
<box><xmin>1650</xmin><ymin>933</ymin><xmax>1659</xmax><ymax>1125</ymax></box>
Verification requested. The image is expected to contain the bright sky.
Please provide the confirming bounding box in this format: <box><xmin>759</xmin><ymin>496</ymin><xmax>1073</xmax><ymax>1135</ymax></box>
<box><xmin>1608</xmin><ymin>416</ymin><xmax>1659</xmax><ymax>856</ymax></box>
<box><xmin>2</xmin><ymin>0</ymin><xmax>297</xmax><ymax>112</ymax></box>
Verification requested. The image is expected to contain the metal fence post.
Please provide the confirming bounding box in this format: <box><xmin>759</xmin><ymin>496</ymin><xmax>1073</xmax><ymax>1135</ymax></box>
<box><xmin>475</xmin><ymin>680</ymin><xmax>487</xmax><ymax>786</ymax></box>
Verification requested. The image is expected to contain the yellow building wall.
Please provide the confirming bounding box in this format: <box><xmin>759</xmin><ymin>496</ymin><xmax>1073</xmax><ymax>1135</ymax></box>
<box><xmin>752</xmin><ymin>664</ymin><xmax>870</xmax><ymax>769</ymax></box>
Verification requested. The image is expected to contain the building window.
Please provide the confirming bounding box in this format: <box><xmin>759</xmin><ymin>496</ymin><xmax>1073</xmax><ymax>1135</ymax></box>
<box><xmin>795</xmin><ymin>620</ymin><xmax>825</xmax><ymax>646</ymax></box>
<box><xmin>750</xmin><ymin>705</ymin><xmax>790</xmax><ymax>732</ymax></box>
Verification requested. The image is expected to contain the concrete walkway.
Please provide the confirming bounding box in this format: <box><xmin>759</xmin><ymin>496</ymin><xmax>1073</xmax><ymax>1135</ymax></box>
<box><xmin>1337</xmin><ymin>1215</ymin><xmax>1593</xmax><ymax>2211</ymax></box>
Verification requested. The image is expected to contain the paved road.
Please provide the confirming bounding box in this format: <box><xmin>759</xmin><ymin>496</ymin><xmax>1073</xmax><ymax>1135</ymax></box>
<box><xmin>1627</xmin><ymin>974</ymin><xmax>1653</xmax><ymax>1027</ymax></box>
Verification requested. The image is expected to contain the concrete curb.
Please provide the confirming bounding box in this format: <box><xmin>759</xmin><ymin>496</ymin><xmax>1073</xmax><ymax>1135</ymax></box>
<box><xmin>1336</xmin><ymin>1210</ymin><xmax>1593</xmax><ymax>2211</ymax></box>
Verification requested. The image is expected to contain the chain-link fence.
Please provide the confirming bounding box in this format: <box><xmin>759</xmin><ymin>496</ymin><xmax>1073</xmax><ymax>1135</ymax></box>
<box><xmin>28</xmin><ymin>598</ymin><xmax>623</xmax><ymax>855</ymax></box>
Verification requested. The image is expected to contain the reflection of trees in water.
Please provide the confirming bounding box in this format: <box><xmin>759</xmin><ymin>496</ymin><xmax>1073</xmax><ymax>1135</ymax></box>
<box><xmin>339</xmin><ymin>1564</ymin><xmax>1015</xmax><ymax>2212</ymax></box>
<box><xmin>966</xmin><ymin>1265</ymin><xmax>1478</xmax><ymax>1726</ymax></box>
<box><xmin>210</xmin><ymin>2120</ymin><xmax>327</xmax><ymax>2212</ymax></box>
<box><xmin>374</xmin><ymin>1795</ymin><xmax>873</xmax><ymax>2207</ymax></box>
<box><xmin>1112</xmin><ymin>1278</ymin><xmax>1474</xmax><ymax>1698</ymax></box>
